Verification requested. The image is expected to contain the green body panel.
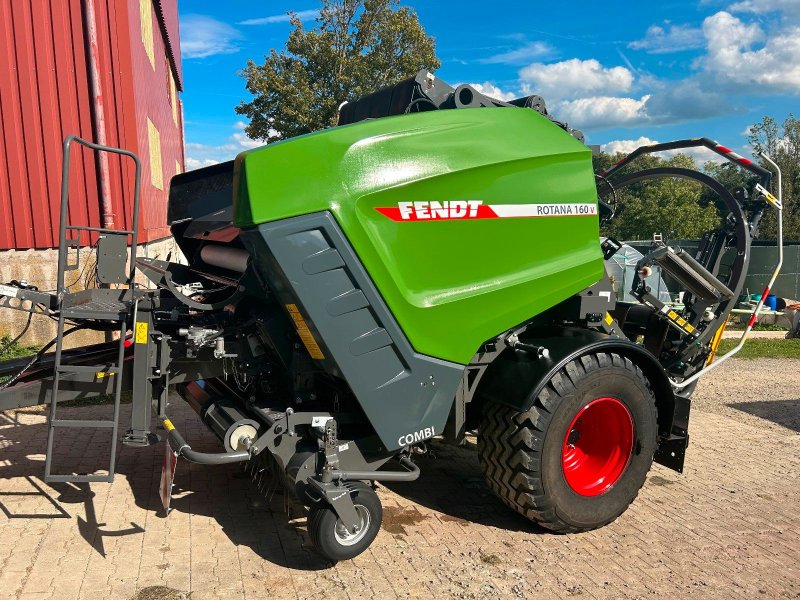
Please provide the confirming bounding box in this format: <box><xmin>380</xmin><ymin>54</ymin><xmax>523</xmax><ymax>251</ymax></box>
<box><xmin>233</xmin><ymin>108</ymin><xmax>603</xmax><ymax>364</ymax></box>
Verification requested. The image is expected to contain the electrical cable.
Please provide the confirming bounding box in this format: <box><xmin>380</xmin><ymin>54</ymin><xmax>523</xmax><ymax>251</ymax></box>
<box><xmin>40</xmin><ymin>242</ymin><xmax>99</xmax><ymax>293</ymax></box>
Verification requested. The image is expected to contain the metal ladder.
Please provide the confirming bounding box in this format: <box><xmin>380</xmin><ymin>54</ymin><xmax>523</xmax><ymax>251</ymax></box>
<box><xmin>43</xmin><ymin>135</ymin><xmax>142</xmax><ymax>484</ymax></box>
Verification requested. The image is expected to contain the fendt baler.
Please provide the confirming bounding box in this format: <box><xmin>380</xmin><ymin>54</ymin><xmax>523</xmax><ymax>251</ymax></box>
<box><xmin>0</xmin><ymin>71</ymin><xmax>783</xmax><ymax>561</ymax></box>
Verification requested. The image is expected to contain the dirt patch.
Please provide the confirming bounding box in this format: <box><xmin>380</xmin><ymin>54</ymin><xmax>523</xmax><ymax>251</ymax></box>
<box><xmin>381</xmin><ymin>505</ymin><xmax>427</xmax><ymax>535</ymax></box>
<box><xmin>129</xmin><ymin>587</ymin><xmax>188</xmax><ymax>600</ymax></box>
<box><xmin>648</xmin><ymin>475</ymin><xmax>676</xmax><ymax>486</ymax></box>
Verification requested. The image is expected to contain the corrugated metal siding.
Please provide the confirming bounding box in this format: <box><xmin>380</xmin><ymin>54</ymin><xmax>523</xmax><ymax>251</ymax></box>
<box><xmin>0</xmin><ymin>0</ymin><xmax>183</xmax><ymax>250</ymax></box>
<box><xmin>129</xmin><ymin>0</ymin><xmax>183</xmax><ymax>241</ymax></box>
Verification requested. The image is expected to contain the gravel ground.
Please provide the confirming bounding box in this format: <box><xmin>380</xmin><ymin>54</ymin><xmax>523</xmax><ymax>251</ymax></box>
<box><xmin>693</xmin><ymin>358</ymin><xmax>800</xmax><ymax>433</ymax></box>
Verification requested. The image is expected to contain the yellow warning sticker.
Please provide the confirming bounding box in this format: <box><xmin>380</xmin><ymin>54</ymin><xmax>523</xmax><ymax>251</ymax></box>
<box><xmin>667</xmin><ymin>310</ymin><xmax>679</xmax><ymax>320</ymax></box>
<box><xmin>285</xmin><ymin>304</ymin><xmax>325</xmax><ymax>360</ymax></box>
<box><xmin>604</xmin><ymin>312</ymin><xmax>614</xmax><ymax>326</ymax></box>
<box><xmin>135</xmin><ymin>322</ymin><xmax>149</xmax><ymax>345</ymax></box>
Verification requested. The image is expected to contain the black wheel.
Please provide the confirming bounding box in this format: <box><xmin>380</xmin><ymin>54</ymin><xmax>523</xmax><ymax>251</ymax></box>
<box><xmin>308</xmin><ymin>482</ymin><xmax>382</xmax><ymax>561</ymax></box>
<box><xmin>478</xmin><ymin>352</ymin><xmax>658</xmax><ymax>532</ymax></box>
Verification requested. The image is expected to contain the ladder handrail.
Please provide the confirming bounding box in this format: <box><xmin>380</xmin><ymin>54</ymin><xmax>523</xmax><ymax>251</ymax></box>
<box><xmin>57</xmin><ymin>135</ymin><xmax>142</xmax><ymax>301</ymax></box>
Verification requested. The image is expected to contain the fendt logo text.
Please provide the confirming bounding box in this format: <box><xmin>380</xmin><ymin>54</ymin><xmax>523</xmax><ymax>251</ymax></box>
<box><xmin>375</xmin><ymin>200</ymin><xmax>598</xmax><ymax>222</ymax></box>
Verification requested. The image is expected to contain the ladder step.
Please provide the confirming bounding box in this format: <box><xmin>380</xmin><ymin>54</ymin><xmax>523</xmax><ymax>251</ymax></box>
<box><xmin>50</xmin><ymin>419</ymin><xmax>116</xmax><ymax>429</ymax></box>
<box><xmin>61</xmin><ymin>308</ymin><xmax>127</xmax><ymax>320</ymax></box>
<box><xmin>57</xmin><ymin>364</ymin><xmax>120</xmax><ymax>374</ymax></box>
<box><xmin>44</xmin><ymin>474</ymin><xmax>113</xmax><ymax>484</ymax></box>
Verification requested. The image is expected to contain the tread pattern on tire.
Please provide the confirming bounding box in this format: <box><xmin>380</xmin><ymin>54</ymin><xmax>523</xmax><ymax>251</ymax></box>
<box><xmin>477</xmin><ymin>352</ymin><xmax>656</xmax><ymax>533</ymax></box>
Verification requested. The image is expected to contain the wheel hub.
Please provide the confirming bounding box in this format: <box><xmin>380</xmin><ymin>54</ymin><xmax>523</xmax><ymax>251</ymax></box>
<box><xmin>333</xmin><ymin>504</ymin><xmax>371</xmax><ymax>546</ymax></box>
<box><xmin>561</xmin><ymin>397</ymin><xmax>634</xmax><ymax>497</ymax></box>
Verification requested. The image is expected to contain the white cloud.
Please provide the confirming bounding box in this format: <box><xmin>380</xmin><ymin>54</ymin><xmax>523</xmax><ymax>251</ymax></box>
<box><xmin>730</xmin><ymin>0</ymin><xmax>800</xmax><ymax>15</ymax></box>
<box><xmin>555</xmin><ymin>95</ymin><xmax>650</xmax><ymax>130</ymax></box>
<box><xmin>549</xmin><ymin>78</ymin><xmax>732</xmax><ymax>131</ymax></box>
<box><xmin>468</xmin><ymin>82</ymin><xmax>518</xmax><ymax>101</ymax></box>
<box><xmin>185</xmin><ymin>157</ymin><xmax>220</xmax><ymax>170</ymax></box>
<box><xmin>239</xmin><ymin>9</ymin><xmax>319</xmax><ymax>26</ymax></box>
<box><xmin>643</xmin><ymin>79</ymin><xmax>732</xmax><ymax>122</ymax></box>
<box><xmin>601</xmin><ymin>137</ymin><xmax>726</xmax><ymax>163</ymax></box>
<box><xmin>181</xmin><ymin>15</ymin><xmax>242</xmax><ymax>59</ymax></box>
<box><xmin>520</xmin><ymin>59</ymin><xmax>634</xmax><ymax>100</ymax></box>
<box><xmin>480</xmin><ymin>42</ymin><xmax>553</xmax><ymax>65</ymax></box>
<box><xmin>185</xmin><ymin>122</ymin><xmax>262</xmax><ymax>170</ymax></box>
<box><xmin>629</xmin><ymin>23</ymin><xmax>705</xmax><ymax>54</ymax></box>
<box><xmin>601</xmin><ymin>137</ymin><xmax>659</xmax><ymax>155</ymax></box>
<box><xmin>698</xmin><ymin>11</ymin><xmax>800</xmax><ymax>94</ymax></box>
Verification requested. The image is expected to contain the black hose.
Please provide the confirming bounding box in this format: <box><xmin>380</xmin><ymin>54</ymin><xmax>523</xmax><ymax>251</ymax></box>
<box><xmin>0</xmin><ymin>325</ymin><xmax>87</xmax><ymax>391</ymax></box>
<box><xmin>163</xmin><ymin>418</ymin><xmax>251</xmax><ymax>465</ymax></box>
<box><xmin>0</xmin><ymin>312</ymin><xmax>34</xmax><ymax>357</ymax></box>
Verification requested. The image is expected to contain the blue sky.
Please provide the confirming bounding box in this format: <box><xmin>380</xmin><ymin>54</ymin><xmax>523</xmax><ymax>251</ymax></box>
<box><xmin>178</xmin><ymin>0</ymin><xmax>800</xmax><ymax>169</ymax></box>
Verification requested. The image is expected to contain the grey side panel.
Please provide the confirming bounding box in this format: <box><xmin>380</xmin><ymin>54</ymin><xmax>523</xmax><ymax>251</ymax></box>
<box><xmin>240</xmin><ymin>212</ymin><xmax>465</xmax><ymax>452</ymax></box>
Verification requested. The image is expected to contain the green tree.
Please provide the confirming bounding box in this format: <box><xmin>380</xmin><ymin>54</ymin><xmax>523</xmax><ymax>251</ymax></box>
<box><xmin>748</xmin><ymin>114</ymin><xmax>800</xmax><ymax>240</ymax></box>
<box><xmin>236</xmin><ymin>0</ymin><xmax>440</xmax><ymax>142</ymax></box>
<box><xmin>597</xmin><ymin>153</ymin><xmax>722</xmax><ymax>241</ymax></box>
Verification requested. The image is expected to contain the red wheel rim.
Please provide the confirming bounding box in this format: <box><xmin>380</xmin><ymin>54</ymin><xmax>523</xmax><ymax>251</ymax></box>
<box><xmin>562</xmin><ymin>397</ymin><xmax>634</xmax><ymax>497</ymax></box>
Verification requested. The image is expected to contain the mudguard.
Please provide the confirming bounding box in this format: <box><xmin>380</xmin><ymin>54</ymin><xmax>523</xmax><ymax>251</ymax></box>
<box><xmin>474</xmin><ymin>326</ymin><xmax>677</xmax><ymax>440</ymax></box>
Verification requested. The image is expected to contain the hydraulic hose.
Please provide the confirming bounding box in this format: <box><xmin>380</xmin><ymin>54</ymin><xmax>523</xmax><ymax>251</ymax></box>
<box><xmin>0</xmin><ymin>312</ymin><xmax>33</xmax><ymax>357</ymax></box>
<box><xmin>0</xmin><ymin>325</ymin><xmax>87</xmax><ymax>391</ymax></box>
<box><xmin>162</xmin><ymin>417</ymin><xmax>251</xmax><ymax>465</ymax></box>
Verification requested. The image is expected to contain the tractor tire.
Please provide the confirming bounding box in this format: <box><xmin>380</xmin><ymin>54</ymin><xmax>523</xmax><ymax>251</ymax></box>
<box><xmin>308</xmin><ymin>482</ymin><xmax>382</xmax><ymax>562</ymax></box>
<box><xmin>478</xmin><ymin>352</ymin><xmax>658</xmax><ymax>533</ymax></box>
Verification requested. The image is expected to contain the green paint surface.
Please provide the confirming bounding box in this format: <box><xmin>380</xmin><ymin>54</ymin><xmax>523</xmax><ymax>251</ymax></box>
<box><xmin>233</xmin><ymin>108</ymin><xmax>603</xmax><ymax>363</ymax></box>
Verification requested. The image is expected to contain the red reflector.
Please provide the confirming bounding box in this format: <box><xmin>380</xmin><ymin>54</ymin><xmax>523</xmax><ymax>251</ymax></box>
<box><xmin>124</xmin><ymin>338</ymin><xmax>133</xmax><ymax>348</ymax></box>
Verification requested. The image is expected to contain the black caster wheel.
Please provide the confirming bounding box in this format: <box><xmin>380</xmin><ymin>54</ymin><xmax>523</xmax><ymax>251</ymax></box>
<box><xmin>307</xmin><ymin>482</ymin><xmax>382</xmax><ymax>561</ymax></box>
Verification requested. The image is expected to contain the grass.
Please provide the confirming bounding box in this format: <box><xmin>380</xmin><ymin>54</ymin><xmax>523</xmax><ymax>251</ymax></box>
<box><xmin>716</xmin><ymin>337</ymin><xmax>800</xmax><ymax>359</ymax></box>
<box><xmin>0</xmin><ymin>335</ymin><xmax>39</xmax><ymax>361</ymax></box>
<box><xmin>0</xmin><ymin>336</ymin><xmax>41</xmax><ymax>385</ymax></box>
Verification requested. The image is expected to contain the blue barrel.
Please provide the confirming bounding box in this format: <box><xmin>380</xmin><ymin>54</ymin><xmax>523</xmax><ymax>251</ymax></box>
<box><xmin>765</xmin><ymin>294</ymin><xmax>778</xmax><ymax>310</ymax></box>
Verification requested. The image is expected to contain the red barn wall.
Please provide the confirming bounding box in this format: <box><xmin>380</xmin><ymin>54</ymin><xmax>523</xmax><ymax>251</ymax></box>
<box><xmin>0</xmin><ymin>0</ymin><xmax>183</xmax><ymax>250</ymax></box>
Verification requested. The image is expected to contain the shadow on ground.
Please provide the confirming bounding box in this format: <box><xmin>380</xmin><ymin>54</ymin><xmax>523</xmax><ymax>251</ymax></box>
<box><xmin>728</xmin><ymin>399</ymin><xmax>800</xmax><ymax>432</ymax></box>
<box><xmin>383</xmin><ymin>440</ymin><xmax>543</xmax><ymax>535</ymax></box>
<box><xmin>0</xmin><ymin>403</ymin><xmax>540</xmax><ymax>572</ymax></box>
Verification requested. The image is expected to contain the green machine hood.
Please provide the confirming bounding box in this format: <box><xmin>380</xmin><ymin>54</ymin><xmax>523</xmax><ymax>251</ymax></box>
<box><xmin>233</xmin><ymin>108</ymin><xmax>603</xmax><ymax>364</ymax></box>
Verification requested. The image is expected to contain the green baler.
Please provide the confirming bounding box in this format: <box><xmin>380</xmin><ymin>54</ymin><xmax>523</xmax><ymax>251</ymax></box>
<box><xmin>0</xmin><ymin>70</ymin><xmax>782</xmax><ymax>562</ymax></box>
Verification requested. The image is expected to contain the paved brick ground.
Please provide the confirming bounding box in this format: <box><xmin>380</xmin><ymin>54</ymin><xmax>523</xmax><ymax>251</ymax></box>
<box><xmin>0</xmin><ymin>360</ymin><xmax>798</xmax><ymax>600</ymax></box>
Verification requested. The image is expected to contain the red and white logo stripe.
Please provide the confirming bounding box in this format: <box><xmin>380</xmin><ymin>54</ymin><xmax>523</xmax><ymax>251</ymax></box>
<box><xmin>375</xmin><ymin>200</ymin><xmax>597</xmax><ymax>222</ymax></box>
